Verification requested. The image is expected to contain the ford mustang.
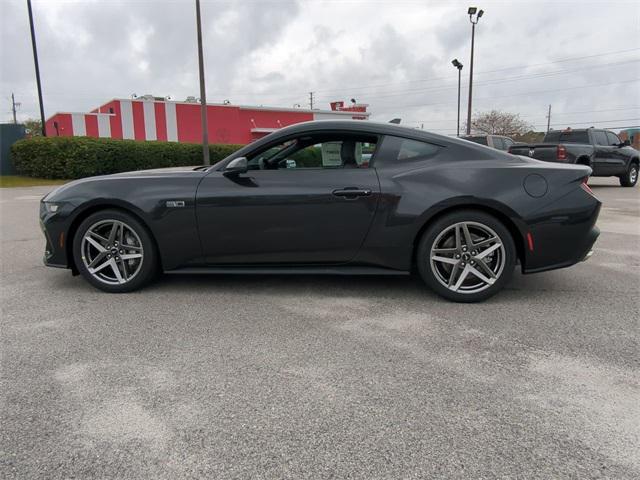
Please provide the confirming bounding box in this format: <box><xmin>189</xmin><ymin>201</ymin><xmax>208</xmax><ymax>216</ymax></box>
<box><xmin>40</xmin><ymin>120</ymin><xmax>600</xmax><ymax>302</ymax></box>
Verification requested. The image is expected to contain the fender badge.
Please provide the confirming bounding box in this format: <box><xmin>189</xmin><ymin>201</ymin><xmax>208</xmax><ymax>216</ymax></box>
<box><xmin>166</xmin><ymin>200</ymin><xmax>186</xmax><ymax>208</ymax></box>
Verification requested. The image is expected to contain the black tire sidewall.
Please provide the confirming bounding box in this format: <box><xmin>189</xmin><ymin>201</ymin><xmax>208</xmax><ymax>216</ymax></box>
<box><xmin>620</xmin><ymin>163</ymin><xmax>638</xmax><ymax>187</ymax></box>
<box><xmin>417</xmin><ymin>210</ymin><xmax>516</xmax><ymax>303</ymax></box>
<box><xmin>72</xmin><ymin>209</ymin><xmax>158</xmax><ymax>293</ymax></box>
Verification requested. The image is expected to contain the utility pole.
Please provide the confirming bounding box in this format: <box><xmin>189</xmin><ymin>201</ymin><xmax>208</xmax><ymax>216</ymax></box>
<box><xmin>11</xmin><ymin>93</ymin><xmax>18</xmax><ymax>124</ymax></box>
<box><xmin>195</xmin><ymin>0</ymin><xmax>209</xmax><ymax>166</ymax></box>
<box><xmin>546</xmin><ymin>104</ymin><xmax>552</xmax><ymax>132</ymax></box>
<box><xmin>27</xmin><ymin>0</ymin><xmax>46</xmax><ymax>136</ymax></box>
<box><xmin>309</xmin><ymin>92</ymin><xmax>314</xmax><ymax>110</ymax></box>
<box><xmin>466</xmin><ymin>7</ymin><xmax>484</xmax><ymax>135</ymax></box>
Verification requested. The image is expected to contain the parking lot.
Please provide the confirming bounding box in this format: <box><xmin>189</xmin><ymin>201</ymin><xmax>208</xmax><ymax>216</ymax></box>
<box><xmin>1</xmin><ymin>177</ymin><xmax>638</xmax><ymax>479</ymax></box>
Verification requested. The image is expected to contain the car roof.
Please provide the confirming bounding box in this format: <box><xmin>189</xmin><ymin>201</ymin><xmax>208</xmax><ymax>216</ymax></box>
<box><xmin>268</xmin><ymin>120</ymin><xmax>468</xmax><ymax>147</ymax></box>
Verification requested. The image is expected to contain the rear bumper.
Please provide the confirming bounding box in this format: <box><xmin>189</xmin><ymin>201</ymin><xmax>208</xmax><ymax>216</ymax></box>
<box><xmin>522</xmin><ymin>187</ymin><xmax>601</xmax><ymax>274</ymax></box>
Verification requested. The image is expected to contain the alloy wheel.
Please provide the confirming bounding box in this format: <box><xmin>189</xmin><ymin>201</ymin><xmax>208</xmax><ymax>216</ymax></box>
<box><xmin>80</xmin><ymin>219</ymin><xmax>144</xmax><ymax>285</ymax></box>
<box><xmin>429</xmin><ymin>221</ymin><xmax>506</xmax><ymax>294</ymax></box>
<box><xmin>630</xmin><ymin>167</ymin><xmax>638</xmax><ymax>185</ymax></box>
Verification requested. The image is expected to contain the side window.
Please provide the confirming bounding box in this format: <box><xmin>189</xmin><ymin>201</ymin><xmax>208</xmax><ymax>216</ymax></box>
<box><xmin>246</xmin><ymin>135</ymin><xmax>377</xmax><ymax>170</ymax></box>
<box><xmin>593</xmin><ymin>131</ymin><xmax>608</xmax><ymax>146</ymax></box>
<box><xmin>502</xmin><ymin>138</ymin><xmax>514</xmax><ymax>149</ymax></box>
<box><xmin>492</xmin><ymin>137</ymin><xmax>506</xmax><ymax>150</ymax></box>
<box><xmin>396</xmin><ymin>138</ymin><xmax>439</xmax><ymax>161</ymax></box>
<box><xmin>606</xmin><ymin>132</ymin><xmax>621</xmax><ymax>146</ymax></box>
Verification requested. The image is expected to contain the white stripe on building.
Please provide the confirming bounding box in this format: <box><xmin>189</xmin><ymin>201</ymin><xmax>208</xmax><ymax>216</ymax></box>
<box><xmin>120</xmin><ymin>100</ymin><xmax>135</xmax><ymax>139</ymax></box>
<box><xmin>97</xmin><ymin>115</ymin><xmax>111</xmax><ymax>138</ymax></box>
<box><xmin>165</xmin><ymin>102</ymin><xmax>178</xmax><ymax>141</ymax></box>
<box><xmin>71</xmin><ymin>114</ymin><xmax>86</xmax><ymax>136</ymax></box>
<box><xmin>143</xmin><ymin>101</ymin><xmax>156</xmax><ymax>141</ymax></box>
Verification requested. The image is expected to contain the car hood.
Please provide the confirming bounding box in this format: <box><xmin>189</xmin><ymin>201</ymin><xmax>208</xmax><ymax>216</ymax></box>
<box><xmin>42</xmin><ymin>166</ymin><xmax>207</xmax><ymax>201</ymax></box>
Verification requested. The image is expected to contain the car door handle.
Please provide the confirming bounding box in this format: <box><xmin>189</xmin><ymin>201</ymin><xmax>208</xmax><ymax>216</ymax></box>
<box><xmin>332</xmin><ymin>188</ymin><xmax>372</xmax><ymax>199</ymax></box>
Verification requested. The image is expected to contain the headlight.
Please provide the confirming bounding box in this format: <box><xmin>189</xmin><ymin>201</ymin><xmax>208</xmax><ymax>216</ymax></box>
<box><xmin>43</xmin><ymin>202</ymin><xmax>61</xmax><ymax>213</ymax></box>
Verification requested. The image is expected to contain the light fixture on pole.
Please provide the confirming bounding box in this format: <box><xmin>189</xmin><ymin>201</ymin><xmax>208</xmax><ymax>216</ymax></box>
<box><xmin>466</xmin><ymin>6</ymin><xmax>484</xmax><ymax>135</ymax></box>
<box><xmin>451</xmin><ymin>59</ymin><xmax>463</xmax><ymax>137</ymax></box>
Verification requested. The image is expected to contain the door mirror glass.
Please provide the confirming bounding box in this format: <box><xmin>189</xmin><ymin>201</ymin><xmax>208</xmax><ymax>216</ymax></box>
<box><xmin>224</xmin><ymin>157</ymin><xmax>248</xmax><ymax>176</ymax></box>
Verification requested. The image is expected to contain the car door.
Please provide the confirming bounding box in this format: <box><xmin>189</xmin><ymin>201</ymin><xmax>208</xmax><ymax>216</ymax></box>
<box><xmin>195</xmin><ymin>133</ymin><xmax>381</xmax><ymax>265</ymax></box>
<box><xmin>591</xmin><ymin>130</ymin><xmax>612</xmax><ymax>174</ymax></box>
<box><xmin>605</xmin><ymin>131</ymin><xmax>628</xmax><ymax>175</ymax></box>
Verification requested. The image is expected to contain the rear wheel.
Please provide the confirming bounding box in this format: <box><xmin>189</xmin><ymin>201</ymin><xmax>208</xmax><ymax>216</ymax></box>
<box><xmin>73</xmin><ymin>209</ymin><xmax>159</xmax><ymax>293</ymax></box>
<box><xmin>619</xmin><ymin>162</ymin><xmax>638</xmax><ymax>187</ymax></box>
<box><xmin>417</xmin><ymin>210</ymin><xmax>516</xmax><ymax>302</ymax></box>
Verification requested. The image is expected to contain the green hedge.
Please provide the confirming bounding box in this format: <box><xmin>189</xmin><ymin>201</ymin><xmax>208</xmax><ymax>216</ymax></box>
<box><xmin>10</xmin><ymin>136</ymin><xmax>242</xmax><ymax>179</ymax></box>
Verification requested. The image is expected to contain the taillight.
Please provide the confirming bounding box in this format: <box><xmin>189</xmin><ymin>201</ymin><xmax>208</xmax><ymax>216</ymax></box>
<box><xmin>557</xmin><ymin>145</ymin><xmax>567</xmax><ymax>161</ymax></box>
<box><xmin>581</xmin><ymin>176</ymin><xmax>596</xmax><ymax>197</ymax></box>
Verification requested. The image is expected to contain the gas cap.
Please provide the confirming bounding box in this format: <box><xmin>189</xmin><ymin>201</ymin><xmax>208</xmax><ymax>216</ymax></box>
<box><xmin>523</xmin><ymin>173</ymin><xmax>548</xmax><ymax>198</ymax></box>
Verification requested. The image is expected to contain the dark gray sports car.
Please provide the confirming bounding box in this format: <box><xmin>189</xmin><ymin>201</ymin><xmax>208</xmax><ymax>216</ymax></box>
<box><xmin>40</xmin><ymin>120</ymin><xmax>600</xmax><ymax>302</ymax></box>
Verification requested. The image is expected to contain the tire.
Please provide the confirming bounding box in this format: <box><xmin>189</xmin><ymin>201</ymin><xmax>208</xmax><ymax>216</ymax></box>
<box><xmin>619</xmin><ymin>162</ymin><xmax>638</xmax><ymax>187</ymax></box>
<box><xmin>416</xmin><ymin>210</ymin><xmax>516</xmax><ymax>303</ymax></box>
<box><xmin>72</xmin><ymin>209</ymin><xmax>159</xmax><ymax>293</ymax></box>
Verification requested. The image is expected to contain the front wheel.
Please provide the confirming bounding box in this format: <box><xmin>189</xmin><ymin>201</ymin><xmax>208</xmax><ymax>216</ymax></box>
<box><xmin>417</xmin><ymin>210</ymin><xmax>516</xmax><ymax>302</ymax></box>
<box><xmin>73</xmin><ymin>209</ymin><xmax>159</xmax><ymax>293</ymax></box>
<box><xmin>619</xmin><ymin>163</ymin><xmax>638</xmax><ymax>187</ymax></box>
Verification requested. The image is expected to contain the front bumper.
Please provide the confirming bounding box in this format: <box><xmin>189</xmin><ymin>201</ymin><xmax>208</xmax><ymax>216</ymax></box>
<box><xmin>40</xmin><ymin>201</ymin><xmax>72</xmax><ymax>269</ymax></box>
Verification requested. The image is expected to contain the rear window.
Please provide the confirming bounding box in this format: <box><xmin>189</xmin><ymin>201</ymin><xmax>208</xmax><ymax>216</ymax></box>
<box><xmin>543</xmin><ymin>130</ymin><xmax>589</xmax><ymax>144</ymax></box>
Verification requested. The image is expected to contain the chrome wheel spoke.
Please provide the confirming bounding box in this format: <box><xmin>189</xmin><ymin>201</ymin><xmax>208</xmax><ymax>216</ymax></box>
<box><xmin>109</xmin><ymin>258</ymin><xmax>125</xmax><ymax>284</ymax></box>
<box><xmin>107</xmin><ymin>222</ymin><xmax>120</xmax><ymax>245</ymax></box>
<box><xmin>87</xmin><ymin>252</ymin><xmax>107</xmax><ymax>268</ymax></box>
<box><xmin>448</xmin><ymin>262</ymin><xmax>461</xmax><ymax>288</ymax></box>
<box><xmin>120</xmin><ymin>253</ymin><xmax>142</xmax><ymax>261</ymax></box>
<box><xmin>86</xmin><ymin>236</ymin><xmax>107</xmax><ymax>253</ymax></box>
<box><xmin>432</xmin><ymin>247</ymin><xmax>457</xmax><ymax>255</ymax></box>
<box><xmin>452</xmin><ymin>264</ymin><xmax>471</xmax><ymax>291</ymax></box>
<box><xmin>468</xmin><ymin>265</ymin><xmax>495</xmax><ymax>285</ymax></box>
<box><xmin>88</xmin><ymin>230</ymin><xmax>109</xmax><ymax>246</ymax></box>
<box><xmin>476</xmin><ymin>242</ymin><xmax>501</xmax><ymax>260</ymax></box>
<box><xmin>462</xmin><ymin>223</ymin><xmax>474</xmax><ymax>248</ymax></box>
<box><xmin>472</xmin><ymin>236</ymin><xmax>498</xmax><ymax>250</ymax></box>
<box><xmin>475</xmin><ymin>258</ymin><xmax>497</xmax><ymax>279</ymax></box>
<box><xmin>432</xmin><ymin>255</ymin><xmax>458</xmax><ymax>265</ymax></box>
<box><xmin>89</xmin><ymin>257</ymin><xmax>112</xmax><ymax>274</ymax></box>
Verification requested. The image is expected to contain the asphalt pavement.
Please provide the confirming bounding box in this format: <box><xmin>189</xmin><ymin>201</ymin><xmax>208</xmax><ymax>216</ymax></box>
<box><xmin>1</xmin><ymin>177</ymin><xmax>638</xmax><ymax>479</ymax></box>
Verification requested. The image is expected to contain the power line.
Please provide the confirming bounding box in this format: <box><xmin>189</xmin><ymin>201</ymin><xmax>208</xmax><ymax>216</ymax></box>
<box><xmin>406</xmin><ymin>107</ymin><xmax>640</xmax><ymax>125</ymax></box>
<box><xmin>313</xmin><ymin>59</ymin><xmax>640</xmax><ymax>101</ymax></box>
<box><xmin>374</xmin><ymin>78</ymin><xmax>640</xmax><ymax>113</ymax></box>
<box><xmin>309</xmin><ymin>48</ymin><xmax>640</xmax><ymax>95</ymax></box>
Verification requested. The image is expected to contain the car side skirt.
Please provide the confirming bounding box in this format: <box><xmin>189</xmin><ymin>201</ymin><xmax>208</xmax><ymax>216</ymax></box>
<box><xmin>164</xmin><ymin>266</ymin><xmax>410</xmax><ymax>276</ymax></box>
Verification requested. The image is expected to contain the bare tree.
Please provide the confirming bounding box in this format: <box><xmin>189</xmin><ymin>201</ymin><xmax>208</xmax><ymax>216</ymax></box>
<box><xmin>466</xmin><ymin>110</ymin><xmax>531</xmax><ymax>136</ymax></box>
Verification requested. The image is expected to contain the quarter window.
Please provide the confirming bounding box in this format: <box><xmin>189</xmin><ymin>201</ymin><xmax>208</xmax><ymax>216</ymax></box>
<box><xmin>606</xmin><ymin>132</ymin><xmax>621</xmax><ymax>146</ymax></box>
<box><xmin>395</xmin><ymin>138</ymin><xmax>439</xmax><ymax>161</ymax></box>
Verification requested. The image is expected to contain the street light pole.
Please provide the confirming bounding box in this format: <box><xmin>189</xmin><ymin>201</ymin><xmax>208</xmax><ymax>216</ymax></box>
<box><xmin>452</xmin><ymin>59</ymin><xmax>463</xmax><ymax>137</ymax></box>
<box><xmin>466</xmin><ymin>7</ymin><xmax>483</xmax><ymax>135</ymax></box>
<box><xmin>27</xmin><ymin>0</ymin><xmax>46</xmax><ymax>136</ymax></box>
<box><xmin>195</xmin><ymin>0</ymin><xmax>209</xmax><ymax>166</ymax></box>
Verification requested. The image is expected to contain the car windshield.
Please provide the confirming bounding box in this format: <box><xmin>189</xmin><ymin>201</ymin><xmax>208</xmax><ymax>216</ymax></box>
<box><xmin>544</xmin><ymin>130</ymin><xmax>589</xmax><ymax>144</ymax></box>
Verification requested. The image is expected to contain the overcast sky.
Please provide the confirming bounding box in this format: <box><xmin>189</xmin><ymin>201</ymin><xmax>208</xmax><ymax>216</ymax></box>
<box><xmin>1</xmin><ymin>0</ymin><xmax>639</xmax><ymax>134</ymax></box>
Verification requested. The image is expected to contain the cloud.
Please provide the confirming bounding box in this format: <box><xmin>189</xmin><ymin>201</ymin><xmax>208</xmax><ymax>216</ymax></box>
<box><xmin>1</xmin><ymin>0</ymin><xmax>639</xmax><ymax>134</ymax></box>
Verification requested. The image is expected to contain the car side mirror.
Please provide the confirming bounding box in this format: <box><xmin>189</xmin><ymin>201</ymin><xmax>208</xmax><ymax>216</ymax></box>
<box><xmin>223</xmin><ymin>157</ymin><xmax>248</xmax><ymax>176</ymax></box>
<box><xmin>622</xmin><ymin>139</ymin><xmax>631</xmax><ymax>147</ymax></box>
